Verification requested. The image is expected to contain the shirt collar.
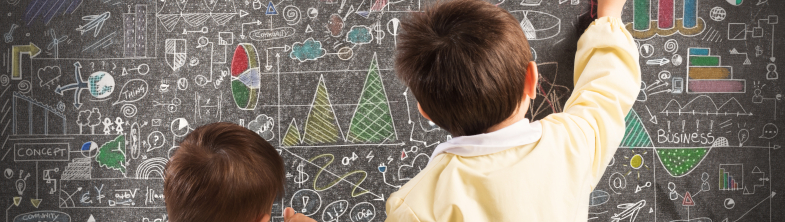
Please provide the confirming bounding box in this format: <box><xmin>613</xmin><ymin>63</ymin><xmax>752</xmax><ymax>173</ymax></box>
<box><xmin>429</xmin><ymin>118</ymin><xmax>543</xmax><ymax>163</ymax></box>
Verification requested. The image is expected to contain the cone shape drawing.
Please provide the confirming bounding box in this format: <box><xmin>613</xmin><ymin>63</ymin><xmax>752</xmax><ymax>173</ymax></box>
<box><xmin>620</xmin><ymin>109</ymin><xmax>653</xmax><ymax>147</ymax></box>
<box><xmin>302</xmin><ymin>76</ymin><xmax>341</xmax><ymax>144</ymax></box>
<box><xmin>347</xmin><ymin>54</ymin><xmax>395</xmax><ymax>143</ymax></box>
<box><xmin>282</xmin><ymin>118</ymin><xmax>301</xmax><ymax>146</ymax></box>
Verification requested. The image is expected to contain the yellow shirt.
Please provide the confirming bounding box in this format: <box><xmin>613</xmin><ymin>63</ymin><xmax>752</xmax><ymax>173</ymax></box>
<box><xmin>385</xmin><ymin>17</ymin><xmax>641</xmax><ymax>222</ymax></box>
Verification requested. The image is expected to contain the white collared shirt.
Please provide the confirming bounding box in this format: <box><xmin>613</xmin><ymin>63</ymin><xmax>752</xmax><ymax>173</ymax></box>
<box><xmin>429</xmin><ymin>118</ymin><xmax>542</xmax><ymax>162</ymax></box>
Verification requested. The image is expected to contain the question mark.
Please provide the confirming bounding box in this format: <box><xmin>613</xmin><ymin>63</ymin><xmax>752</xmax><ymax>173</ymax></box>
<box><xmin>154</xmin><ymin>135</ymin><xmax>160</xmax><ymax>145</ymax></box>
<box><xmin>90</xmin><ymin>62</ymin><xmax>95</xmax><ymax>70</ymax></box>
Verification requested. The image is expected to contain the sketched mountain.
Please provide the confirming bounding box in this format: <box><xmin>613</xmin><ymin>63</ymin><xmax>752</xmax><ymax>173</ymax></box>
<box><xmin>661</xmin><ymin>95</ymin><xmax>749</xmax><ymax>115</ymax></box>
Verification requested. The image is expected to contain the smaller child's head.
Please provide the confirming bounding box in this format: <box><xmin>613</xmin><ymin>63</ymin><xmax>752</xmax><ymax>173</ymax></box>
<box><xmin>396</xmin><ymin>0</ymin><xmax>537</xmax><ymax>136</ymax></box>
<box><xmin>164</xmin><ymin>122</ymin><xmax>284</xmax><ymax>222</ymax></box>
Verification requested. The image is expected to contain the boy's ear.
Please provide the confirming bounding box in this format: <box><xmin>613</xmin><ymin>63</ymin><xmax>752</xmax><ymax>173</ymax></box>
<box><xmin>417</xmin><ymin>103</ymin><xmax>432</xmax><ymax>121</ymax></box>
<box><xmin>524</xmin><ymin>61</ymin><xmax>538</xmax><ymax>100</ymax></box>
<box><xmin>260</xmin><ymin>214</ymin><xmax>271</xmax><ymax>222</ymax></box>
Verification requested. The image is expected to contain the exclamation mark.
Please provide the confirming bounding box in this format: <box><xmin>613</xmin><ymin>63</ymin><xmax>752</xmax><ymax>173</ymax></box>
<box><xmin>302</xmin><ymin>196</ymin><xmax>309</xmax><ymax>213</ymax></box>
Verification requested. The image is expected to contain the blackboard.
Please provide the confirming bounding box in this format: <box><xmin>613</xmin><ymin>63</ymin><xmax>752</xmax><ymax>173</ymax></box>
<box><xmin>0</xmin><ymin>0</ymin><xmax>782</xmax><ymax>221</ymax></box>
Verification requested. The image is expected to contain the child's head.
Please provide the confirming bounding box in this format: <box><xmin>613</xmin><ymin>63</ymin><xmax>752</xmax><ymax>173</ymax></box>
<box><xmin>396</xmin><ymin>0</ymin><xmax>537</xmax><ymax>136</ymax></box>
<box><xmin>164</xmin><ymin>122</ymin><xmax>284</xmax><ymax>222</ymax></box>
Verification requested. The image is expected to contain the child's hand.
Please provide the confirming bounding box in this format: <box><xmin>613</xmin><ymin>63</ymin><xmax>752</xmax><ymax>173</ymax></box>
<box><xmin>283</xmin><ymin>207</ymin><xmax>317</xmax><ymax>222</ymax></box>
<box><xmin>597</xmin><ymin>0</ymin><xmax>626</xmax><ymax>18</ymax></box>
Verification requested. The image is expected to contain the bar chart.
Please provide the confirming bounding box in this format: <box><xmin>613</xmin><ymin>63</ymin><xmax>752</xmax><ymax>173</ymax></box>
<box><xmin>686</xmin><ymin>47</ymin><xmax>746</xmax><ymax>93</ymax></box>
<box><xmin>628</xmin><ymin>0</ymin><xmax>704</xmax><ymax>39</ymax></box>
<box><xmin>719</xmin><ymin>164</ymin><xmax>744</xmax><ymax>191</ymax></box>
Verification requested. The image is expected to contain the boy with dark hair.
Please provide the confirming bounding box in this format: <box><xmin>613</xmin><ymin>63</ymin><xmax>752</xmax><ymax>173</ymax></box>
<box><xmin>387</xmin><ymin>0</ymin><xmax>638</xmax><ymax>221</ymax></box>
<box><xmin>164</xmin><ymin>122</ymin><xmax>315</xmax><ymax>222</ymax></box>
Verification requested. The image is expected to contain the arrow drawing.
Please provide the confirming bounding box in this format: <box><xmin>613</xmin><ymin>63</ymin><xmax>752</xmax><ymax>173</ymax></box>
<box><xmin>11</xmin><ymin>43</ymin><xmax>42</xmax><ymax>80</ymax></box>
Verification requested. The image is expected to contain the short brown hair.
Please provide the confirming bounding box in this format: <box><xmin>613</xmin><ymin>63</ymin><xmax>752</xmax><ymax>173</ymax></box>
<box><xmin>165</xmin><ymin>122</ymin><xmax>285</xmax><ymax>222</ymax></box>
<box><xmin>395</xmin><ymin>0</ymin><xmax>531</xmax><ymax>136</ymax></box>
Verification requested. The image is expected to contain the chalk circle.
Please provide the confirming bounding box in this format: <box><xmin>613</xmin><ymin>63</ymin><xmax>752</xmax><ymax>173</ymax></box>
<box><xmin>724</xmin><ymin>198</ymin><xmax>735</xmax><ymax>209</ymax></box>
<box><xmin>767</xmin><ymin>63</ymin><xmax>777</xmax><ymax>72</ymax></box>
<box><xmin>307</xmin><ymin>8</ymin><xmax>318</xmax><ymax>19</ymax></box>
<box><xmin>177</xmin><ymin>78</ymin><xmax>188</xmax><ymax>90</ymax></box>
<box><xmin>321</xmin><ymin>200</ymin><xmax>350</xmax><ymax>222</ymax></box>
<box><xmin>0</xmin><ymin>75</ymin><xmax>8</xmax><ymax>86</ymax></box>
<box><xmin>170</xmin><ymin>118</ymin><xmax>190</xmax><ymax>137</ymax></box>
<box><xmin>80</xmin><ymin>141</ymin><xmax>99</xmax><ymax>158</ymax></box>
<box><xmin>668</xmin><ymin>182</ymin><xmax>676</xmax><ymax>191</ymax></box>
<box><xmin>197</xmin><ymin>36</ymin><xmax>209</xmax><ymax>48</ymax></box>
<box><xmin>659</xmin><ymin>71</ymin><xmax>671</xmax><ymax>80</ymax></box>
<box><xmin>189</xmin><ymin>57</ymin><xmax>199</xmax><ymax>66</ymax></box>
<box><xmin>639</xmin><ymin>44</ymin><xmax>654</xmax><ymax>58</ymax></box>
<box><xmin>167</xmin><ymin>146</ymin><xmax>179</xmax><ymax>159</ymax></box>
<box><xmin>630</xmin><ymin>154</ymin><xmax>643</xmax><ymax>169</ymax></box>
<box><xmin>387</xmin><ymin>18</ymin><xmax>400</xmax><ymax>35</ymax></box>
<box><xmin>291</xmin><ymin>189</ymin><xmax>322</xmax><ymax>216</ymax></box>
<box><xmin>608</xmin><ymin>156</ymin><xmax>615</xmax><ymax>166</ymax></box>
<box><xmin>57</xmin><ymin>101</ymin><xmax>66</xmax><ymax>112</ymax></box>
<box><xmin>710</xmin><ymin>7</ymin><xmax>727</xmax><ymax>21</ymax></box>
<box><xmin>349</xmin><ymin>202</ymin><xmax>376</xmax><ymax>222</ymax></box>
<box><xmin>671</xmin><ymin>54</ymin><xmax>683</xmax><ymax>66</ymax></box>
<box><xmin>337</xmin><ymin>47</ymin><xmax>353</xmax><ymax>60</ymax></box>
<box><xmin>608</xmin><ymin>172</ymin><xmax>626</xmax><ymax>194</ymax></box>
<box><xmin>4</xmin><ymin>168</ymin><xmax>12</xmax><ymax>179</ymax></box>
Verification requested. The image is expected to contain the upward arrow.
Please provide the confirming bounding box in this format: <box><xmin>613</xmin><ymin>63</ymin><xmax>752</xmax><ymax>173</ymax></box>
<box><xmin>11</xmin><ymin>42</ymin><xmax>41</xmax><ymax>80</ymax></box>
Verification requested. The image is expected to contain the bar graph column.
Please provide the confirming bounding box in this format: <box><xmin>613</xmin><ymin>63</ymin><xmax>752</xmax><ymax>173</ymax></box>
<box><xmin>719</xmin><ymin>164</ymin><xmax>743</xmax><ymax>191</ymax></box>
<box><xmin>684</xmin><ymin>0</ymin><xmax>698</xmax><ymax>28</ymax></box>
<box><xmin>659</xmin><ymin>0</ymin><xmax>674</xmax><ymax>29</ymax></box>
<box><xmin>634</xmin><ymin>0</ymin><xmax>651</xmax><ymax>31</ymax></box>
<box><xmin>687</xmin><ymin>48</ymin><xmax>745</xmax><ymax>93</ymax></box>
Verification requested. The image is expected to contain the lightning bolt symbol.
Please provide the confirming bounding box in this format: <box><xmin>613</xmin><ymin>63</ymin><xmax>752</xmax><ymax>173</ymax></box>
<box><xmin>366</xmin><ymin>151</ymin><xmax>374</xmax><ymax>163</ymax></box>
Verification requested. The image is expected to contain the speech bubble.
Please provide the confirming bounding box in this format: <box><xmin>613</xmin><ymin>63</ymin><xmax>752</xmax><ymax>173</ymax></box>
<box><xmin>113</xmin><ymin>79</ymin><xmax>148</xmax><ymax>105</ymax></box>
<box><xmin>147</xmin><ymin>131</ymin><xmax>166</xmax><ymax>152</ymax></box>
<box><xmin>759</xmin><ymin>123</ymin><xmax>778</xmax><ymax>139</ymax></box>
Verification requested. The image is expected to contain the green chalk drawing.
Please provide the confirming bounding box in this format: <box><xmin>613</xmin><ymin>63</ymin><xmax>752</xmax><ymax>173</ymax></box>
<box><xmin>282</xmin><ymin>119</ymin><xmax>301</xmax><ymax>146</ymax></box>
<box><xmin>633</xmin><ymin>0</ymin><xmax>650</xmax><ymax>31</ymax></box>
<box><xmin>96</xmin><ymin>135</ymin><xmax>126</xmax><ymax>174</ymax></box>
<box><xmin>656</xmin><ymin>148</ymin><xmax>709</xmax><ymax>177</ymax></box>
<box><xmin>231</xmin><ymin>80</ymin><xmax>251</xmax><ymax>108</ymax></box>
<box><xmin>347</xmin><ymin>54</ymin><xmax>396</xmax><ymax>143</ymax></box>
<box><xmin>620</xmin><ymin>109</ymin><xmax>653</xmax><ymax>148</ymax></box>
<box><xmin>302</xmin><ymin>76</ymin><xmax>341</xmax><ymax>144</ymax></box>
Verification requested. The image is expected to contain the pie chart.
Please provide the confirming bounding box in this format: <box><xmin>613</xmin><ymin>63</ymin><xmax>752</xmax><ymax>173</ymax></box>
<box><xmin>512</xmin><ymin>10</ymin><xmax>561</xmax><ymax>40</ymax></box>
<box><xmin>231</xmin><ymin>43</ymin><xmax>261</xmax><ymax>110</ymax></box>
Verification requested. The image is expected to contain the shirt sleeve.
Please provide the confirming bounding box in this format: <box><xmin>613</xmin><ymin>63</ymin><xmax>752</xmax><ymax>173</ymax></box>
<box><xmin>563</xmin><ymin>17</ymin><xmax>641</xmax><ymax>186</ymax></box>
<box><xmin>385</xmin><ymin>197</ymin><xmax>422</xmax><ymax>222</ymax></box>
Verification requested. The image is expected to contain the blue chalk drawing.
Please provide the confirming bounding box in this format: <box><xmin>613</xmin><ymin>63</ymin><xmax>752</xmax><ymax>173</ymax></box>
<box><xmin>346</xmin><ymin>26</ymin><xmax>373</xmax><ymax>44</ymax></box>
<box><xmin>290</xmin><ymin>37</ymin><xmax>326</xmax><ymax>62</ymax></box>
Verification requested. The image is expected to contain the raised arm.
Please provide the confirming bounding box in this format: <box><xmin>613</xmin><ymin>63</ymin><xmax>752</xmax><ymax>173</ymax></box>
<box><xmin>562</xmin><ymin>0</ymin><xmax>641</xmax><ymax>186</ymax></box>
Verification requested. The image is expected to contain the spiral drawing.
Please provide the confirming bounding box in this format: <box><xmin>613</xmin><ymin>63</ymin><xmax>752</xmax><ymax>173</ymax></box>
<box><xmin>0</xmin><ymin>75</ymin><xmax>8</xmax><ymax>86</ymax></box>
<box><xmin>122</xmin><ymin>104</ymin><xmax>138</xmax><ymax>117</ymax></box>
<box><xmin>18</xmin><ymin>80</ymin><xmax>31</xmax><ymax>94</ymax></box>
<box><xmin>283</xmin><ymin>5</ymin><xmax>301</xmax><ymax>25</ymax></box>
<box><xmin>664</xmin><ymin>39</ymin><xmax>678</xmax><ymax>53</ymax></box>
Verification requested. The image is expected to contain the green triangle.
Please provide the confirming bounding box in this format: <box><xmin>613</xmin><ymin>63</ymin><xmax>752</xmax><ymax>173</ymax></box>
<box><xmin>282</xmin><ymin>119</ymin><xmax>301</xmax><ymax>146</ymax></box>
<box><xmin>302</xmin><ymin>76</ymin><xmax>341</xmax><ymax>145</ymax></box>
<box><xmin>620</xmin><ymin>109</ymin><xmax>653</xmax><ymax>148</ymax></box>
<box><xmin>347</xmin><ymin>54</ymin><xmax>396</xmax><ymax>143</ymax></box>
